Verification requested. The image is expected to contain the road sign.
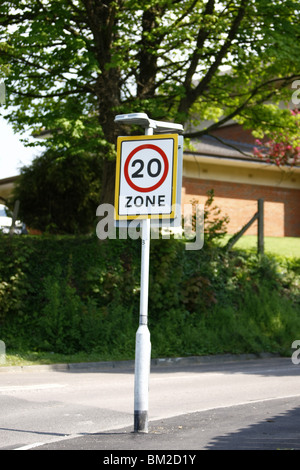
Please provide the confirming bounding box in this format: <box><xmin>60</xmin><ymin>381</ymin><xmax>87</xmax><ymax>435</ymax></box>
<box><xmin>115</xmin><ymin>134</ymin><xmax>178</xmax><ymax>220</ymax></box>
<box><xmin>114</xmin><ymin>113</ymin><xmax>183</xmax><ymax>434</ymax></box>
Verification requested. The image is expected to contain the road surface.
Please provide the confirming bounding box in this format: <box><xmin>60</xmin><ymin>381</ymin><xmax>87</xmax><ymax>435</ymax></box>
<box><xmin>0</xmin><ymin>355</ymin><xmax>299</xmax><ymax>450</ymax></box>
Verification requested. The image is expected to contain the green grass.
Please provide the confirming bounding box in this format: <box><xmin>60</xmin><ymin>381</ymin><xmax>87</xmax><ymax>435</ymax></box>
<box><xmin>1</xmin><ymin>350</ymin><xmax>124</xmax><ymax>367</ymax></box>
<box><xmin>220</xmin><ymin>236</ymin><xmax>300</xmax><ymax>258</ymax></box>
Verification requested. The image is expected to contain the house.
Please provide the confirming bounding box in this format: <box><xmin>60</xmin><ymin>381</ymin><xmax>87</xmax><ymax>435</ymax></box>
<box><xmin>0</xmin><ymin>175</ymin><xmax>18</xmax><ymax>205</ymax></box>
<box><xmin>182</xmin><ymin>123</ymin><xmax>300</xmax><ymax>237</ymax></box>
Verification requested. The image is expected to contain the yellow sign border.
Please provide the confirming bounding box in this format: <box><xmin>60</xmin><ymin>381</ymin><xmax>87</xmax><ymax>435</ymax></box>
<box><xmin>114</xmin><ymin>134</ymin><xmax>178</xmax><ymax>220</ymax></box>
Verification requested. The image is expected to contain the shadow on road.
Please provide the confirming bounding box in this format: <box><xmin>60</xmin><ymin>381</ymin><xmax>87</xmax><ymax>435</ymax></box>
<box><xmin>205</xmin><ymin>405</ymin><xmax>300</xmax><ymax>450</ymax></box>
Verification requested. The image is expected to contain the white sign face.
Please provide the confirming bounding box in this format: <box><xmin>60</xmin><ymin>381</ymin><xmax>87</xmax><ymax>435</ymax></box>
<box><xmin>115</xmin><ymin>134</ymin><xmax>178</xmax><ymax>220</ymax></box>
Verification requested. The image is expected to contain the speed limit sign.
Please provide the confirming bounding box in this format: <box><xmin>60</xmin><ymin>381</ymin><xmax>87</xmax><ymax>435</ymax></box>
<box><xmin>114</xmin><ymin>134</ymin><xmax>179</xmax><ymax>220</ymax></box>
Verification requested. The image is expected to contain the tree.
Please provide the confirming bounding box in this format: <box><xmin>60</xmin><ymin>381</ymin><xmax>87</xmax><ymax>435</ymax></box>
<box><xmin>13</xmin><ymin>148</ymin><xmax>102</xmax><ymax>233</ymax></box>
<box><xmin>1</xmin><ymin>0</ymin><xmax>300</xmax><ymax>204</ymax></box>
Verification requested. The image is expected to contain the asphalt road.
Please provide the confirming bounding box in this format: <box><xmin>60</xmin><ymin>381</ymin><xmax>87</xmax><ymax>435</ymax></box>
<box><xmin>1</xmin><ymin>355</ymin><xmax>300</xmax><ymax>451</ymax></box>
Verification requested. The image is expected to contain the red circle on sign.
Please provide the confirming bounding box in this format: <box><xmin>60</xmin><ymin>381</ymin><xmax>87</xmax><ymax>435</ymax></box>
<box><xmin>124</xmin><ymin>144</ymin><xmax>169</xmax><ymax>192</ymax></box>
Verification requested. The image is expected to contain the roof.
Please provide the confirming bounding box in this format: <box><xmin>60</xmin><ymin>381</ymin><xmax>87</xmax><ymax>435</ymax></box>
<box><xmin>186</xmin><ymin>135</ymin><xmax>258</xmax><ymax>162</ymax></box>
<box><xmin>0</xmin><ymin>175</ymin><xmax>19</xmax><ymax>185</ymax></box>
<box><xmin>185</xmin><ymin>135</ymin><xmax>300</xmax><ymax>172</ymax></box>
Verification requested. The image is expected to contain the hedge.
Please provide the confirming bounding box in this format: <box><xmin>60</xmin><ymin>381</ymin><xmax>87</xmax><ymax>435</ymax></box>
<box><xmin>0</xmin><ymin>233</ymin><xmax>299</xmax><ymax>358</ymax></box>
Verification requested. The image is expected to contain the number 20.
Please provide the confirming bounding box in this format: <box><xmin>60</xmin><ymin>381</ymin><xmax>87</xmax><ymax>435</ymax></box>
<box><xmin>131</xmin><ymin>158</ymin><xmax>162</xmax><ymax>178</ymax></box>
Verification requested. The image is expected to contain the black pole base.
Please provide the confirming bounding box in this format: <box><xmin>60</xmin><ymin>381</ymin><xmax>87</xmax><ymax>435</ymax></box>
<box><xmin>134</xmin><ymin>410</ymin><xmax>148</xmax><ymax>433</ymax></box>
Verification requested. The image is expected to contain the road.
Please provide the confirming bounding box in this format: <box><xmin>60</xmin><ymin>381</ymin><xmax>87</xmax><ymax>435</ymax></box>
<box><xmin>0</xmin><ymin>355</ymin><xmax>300</xmax><ymax>450</ymax></box>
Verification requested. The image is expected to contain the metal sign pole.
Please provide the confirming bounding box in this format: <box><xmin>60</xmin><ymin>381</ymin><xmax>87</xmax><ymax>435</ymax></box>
<box><xmin>114</xmin><ymin>113</ymin><xmax>183</xmax><ymax>434</ymax></box>
<box><xmin>134</xmin><ymin>124</ymin><xmax>153</xmax><ymax>433</ymax></box>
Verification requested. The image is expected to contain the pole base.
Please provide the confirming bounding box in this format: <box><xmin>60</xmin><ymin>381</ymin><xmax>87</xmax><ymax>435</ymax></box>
<box><xmin>134</xmin><ymin>410</ymin><xmax>148</xmax><ymax>433</ymax></box>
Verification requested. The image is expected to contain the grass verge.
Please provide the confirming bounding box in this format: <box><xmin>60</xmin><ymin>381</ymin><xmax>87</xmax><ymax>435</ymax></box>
<box><xmin>219</xmin><ymin>235</ymin><xmax>300</xmax><ymax>258</ymax></box>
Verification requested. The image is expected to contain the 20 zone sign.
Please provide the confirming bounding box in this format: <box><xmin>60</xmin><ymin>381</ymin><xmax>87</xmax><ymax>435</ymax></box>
<box><xmin>115</xmin><ymin>134</ymin><xmax>178</xmax><ymax>220</ymax></box>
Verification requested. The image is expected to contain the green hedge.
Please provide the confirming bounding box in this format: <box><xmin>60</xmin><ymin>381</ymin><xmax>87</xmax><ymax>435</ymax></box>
<box><xmin>0</xmin><ymin>233</ymin><xmax>299</xmax><ymax>358</ymax></box>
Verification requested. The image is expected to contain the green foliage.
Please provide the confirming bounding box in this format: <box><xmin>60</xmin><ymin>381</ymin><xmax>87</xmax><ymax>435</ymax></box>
<box><xmin>0</xmin><ymin>0</ymin><xmax>299</xmax><ymax>157</ymax></box>
<box><xmin>12</xmin><ymin>148</ymin><xmax>102</xmax><ymax>234</ymax></box>
<box><xmin>203</xmin><ymin>189</ymin><xmax>230</xmax><ymax>244</ymax></box>
<box><xmin>0</xmin><ymin>234</ymin><xmax>299</xmax><ymax>359</ymax></box>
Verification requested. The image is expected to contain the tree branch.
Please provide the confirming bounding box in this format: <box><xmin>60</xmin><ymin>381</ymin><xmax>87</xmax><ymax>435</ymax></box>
<box><xmin>179</xmin><ymin>0</ymin><xmax>247</xmax><ymax>117</ymax></box>
<box><xmin>183</xmin><ymin>74</ymin><xmax>300</xmax><ymax>139</ymax></box>
<box><xmin>182</xmin><ymin>0</ymin><xmax>215</xmax><ymax>92</ymax></box>
<box><xmin>13</xmin><ymin>86</ymin><xmax>91</xmax><ymax>99</ymax></box>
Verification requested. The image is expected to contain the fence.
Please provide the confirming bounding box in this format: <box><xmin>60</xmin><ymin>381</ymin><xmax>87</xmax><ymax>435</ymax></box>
<box><xmin>225</xmin><ymin>198</ymin><xmax>264</xmax><ymax>254</ymax></box>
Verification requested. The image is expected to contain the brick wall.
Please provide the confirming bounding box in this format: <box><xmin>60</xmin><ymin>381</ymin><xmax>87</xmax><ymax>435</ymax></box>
<box><xmin>182</xmin><ymin>176</ymin><xmax>300</xmax><ymax>237</ymax></box>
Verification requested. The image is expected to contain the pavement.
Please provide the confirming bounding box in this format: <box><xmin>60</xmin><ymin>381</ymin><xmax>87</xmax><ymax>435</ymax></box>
<box><xmin>31</xmin><ymin>396</ymin><xmax>300</xmax><ymax>451</ymax></box>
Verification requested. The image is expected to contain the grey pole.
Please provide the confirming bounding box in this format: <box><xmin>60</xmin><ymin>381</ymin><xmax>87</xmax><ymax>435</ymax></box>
<box><xmin>134</xmin><ymin>123</ymin><xmax>153</xmax><ymax>433</ymax></box>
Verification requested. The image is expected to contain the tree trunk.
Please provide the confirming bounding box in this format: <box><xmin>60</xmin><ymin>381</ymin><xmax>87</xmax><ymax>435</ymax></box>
<box><xmin>82</xmin><ymin>0</ymin><xmax>120</xmax><ymax>205</ymax></box>
<box><xmin>97</xmin><ymin>70</ymin><xmax>120</xmax><ymax>205</ymax></box>
<box><xmin>100</xmin><ymin>159</ymin><xmax>116</xmax><ymax>206</ymax></box>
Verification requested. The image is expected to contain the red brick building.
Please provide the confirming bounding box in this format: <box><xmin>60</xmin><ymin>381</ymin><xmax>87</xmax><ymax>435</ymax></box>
<box><xmin>182</xmin><ymin>124</ymin><xmax>300</xmax><ymax>237</ymax></box>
